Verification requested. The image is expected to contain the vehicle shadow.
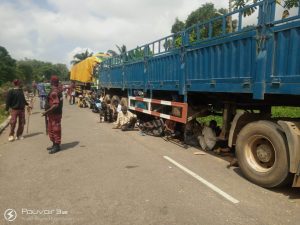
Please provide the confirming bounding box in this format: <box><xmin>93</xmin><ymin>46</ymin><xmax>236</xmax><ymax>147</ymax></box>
<box><xmin>60</xmin><ymin>141</ymin><xmax>80</xmax><ymax>151</ymax></box>
<box><xmin>24</xmin><ymin>132</ymin><xmax>43</xmax><ymax>138</ymax></box>
<box><xmin>272</xmin><ymin>186</ymin><xmax>300</xmax><ymax>200</ymax></box>
<box><xmin>232</xmin><ymin>168</ymin><xmax>300</xmax><ymax>199</ymax></box>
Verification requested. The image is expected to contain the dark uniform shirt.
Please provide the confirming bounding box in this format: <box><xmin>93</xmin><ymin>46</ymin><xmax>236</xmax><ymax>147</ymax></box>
<box><xmin>5</xmin><ymin>88</ymin><xmax>28</xmax><ymax>111</ymax></box>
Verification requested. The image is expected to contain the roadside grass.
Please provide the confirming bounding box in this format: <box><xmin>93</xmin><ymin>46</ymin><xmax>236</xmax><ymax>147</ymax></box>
<box><xmin>197</xmin><ymin>115</ymin><xmax>223</xmax><ymax>126</ymax></box>
<box><xmin>272</xmin><ymin>106</ymin><xmax>300</xmax><ymax>118</ymax></box>
<box><xmin>197</xmin><ymin>107</ymin><xmax>300</xmax><ymax>127</ymax></box>
<box><xmin>0</xmin><ymin>104</ymin><xmax>9</xmax><ymax>124</ymax></box>
<box><xmin>0</xmin><ymin>84</ymin><xmax>10</xmax><ymax>124</ymax></box>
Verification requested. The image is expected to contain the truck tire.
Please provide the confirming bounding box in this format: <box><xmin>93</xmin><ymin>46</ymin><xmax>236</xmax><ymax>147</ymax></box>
<box><xmin>236</xmin><ymin>121</ymin><xmax>289</xmax><ymax>188</ymax></box>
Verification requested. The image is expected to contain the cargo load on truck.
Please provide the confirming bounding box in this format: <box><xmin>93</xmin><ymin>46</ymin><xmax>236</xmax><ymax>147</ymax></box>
<box><xmin>70</xmin><ymin>53</ymin><xmax>109</xmax><ymax>83</ymax></box>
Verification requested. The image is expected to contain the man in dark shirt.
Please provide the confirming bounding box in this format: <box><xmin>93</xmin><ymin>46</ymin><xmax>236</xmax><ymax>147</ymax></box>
<box><xmin>42</xmin><ymin>75</ymin><xmax>63</xmax><ymax>154</ymax></box>
<box><xmin>5</xmin><ymin>79</ymin><xmax>31</xmax><ymax>141</ymax></box>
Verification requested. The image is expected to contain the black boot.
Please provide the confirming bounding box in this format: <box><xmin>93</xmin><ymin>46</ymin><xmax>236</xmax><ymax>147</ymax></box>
<box><xmin>47</xmin><ymin>142</ymin><xmax>55</xmax><ymax>151</ymax></box>
<box><xmin>49</xmin><ymin>144</ymin><xmax>60</xmax><ymax>154</ymax></box>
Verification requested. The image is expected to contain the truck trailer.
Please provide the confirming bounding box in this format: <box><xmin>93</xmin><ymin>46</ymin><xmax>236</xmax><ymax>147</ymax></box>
<box><xmin>98</xmin><ymin>0</ymin><xmax>300</xmax><ymax>188</ymax></box>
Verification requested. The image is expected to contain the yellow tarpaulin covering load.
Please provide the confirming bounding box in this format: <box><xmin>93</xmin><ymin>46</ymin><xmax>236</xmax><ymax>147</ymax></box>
<box><xmin>70</xmin><ymin>53</ymin><xmax>110</xmax><ymax>83</ymax></box>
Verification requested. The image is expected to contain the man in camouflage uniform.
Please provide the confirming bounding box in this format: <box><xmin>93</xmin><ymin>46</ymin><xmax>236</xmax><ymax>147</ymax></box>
<box><xmin>42</xmin><ymin>75</ymin><xmax>63</xmax><ymax>154</ymax></box>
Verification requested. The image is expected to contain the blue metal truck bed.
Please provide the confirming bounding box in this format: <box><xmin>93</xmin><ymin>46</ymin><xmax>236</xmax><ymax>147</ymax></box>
<box><xmin>99</xmin><ymin>0</ymin><xmax>300</xmax><ymax>100</ymax></box>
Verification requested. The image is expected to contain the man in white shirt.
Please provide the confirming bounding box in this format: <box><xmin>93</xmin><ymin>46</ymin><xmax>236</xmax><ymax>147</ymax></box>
<box><xmin>113</xmin><ymin>106</ymin><xmax>137</xmax><ymax>131</ymax></box>
<box><xmin>198</xmin><ymin>120</ymin><xmax>218</xmax><ymax>151</ymax></box>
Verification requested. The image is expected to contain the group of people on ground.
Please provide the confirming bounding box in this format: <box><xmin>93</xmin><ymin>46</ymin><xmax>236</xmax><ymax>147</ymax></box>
<box><xmin>93</xmin><ymin>94</ymin><xmax>222</xmax><ymax>152</ymax></box>
<box><xmin>8</xmin><ymin>77</ymin><xmax>226</xmax><ymax>155</ymax></box>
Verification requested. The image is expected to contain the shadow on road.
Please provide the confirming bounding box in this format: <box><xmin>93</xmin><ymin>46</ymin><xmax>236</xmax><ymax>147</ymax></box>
<box><xmin>60</xmin><ymin>141</ymin><xmax>80</xmax><ymax>151</ymax></box>
<box><xmin>31</xmin><ymin>112</ymin><xmax>41</xmax><ymax>115</ymax></box>
<box><xmin>232</xmin><ymin>168</ymin><xmax>300</xmax><ymax>199</ymax></box>
<box><xmin>272</xmin><ymin>186</ymin><xmax>300</xmax><ymax>200</ymax></box>
<box><xmin>24</xmin><ymin>132</ymin><xmax>43</xmax><ymax>138</ymax></box>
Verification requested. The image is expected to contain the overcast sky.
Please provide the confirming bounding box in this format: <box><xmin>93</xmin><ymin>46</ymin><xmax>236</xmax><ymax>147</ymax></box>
<box><xmin>0</xmin><ymin>0</ymin><xmax>228</xmax><ymax>67</ymax></box>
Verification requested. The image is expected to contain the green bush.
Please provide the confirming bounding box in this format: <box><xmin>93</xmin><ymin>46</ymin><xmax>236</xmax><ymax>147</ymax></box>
<box><xmin>0</xmin><ymin>106</ymin><xmax>9</xmax><ymax>124</ymax></box>
<box><xmin>272</xmin><ymin>107</ymin><xmax>300</xmax><ymax>118</ymax></box>
<box><xmin>0</xmin><ymin>83</ymin><xmax>12</xmax><ymax>124</ymax></box>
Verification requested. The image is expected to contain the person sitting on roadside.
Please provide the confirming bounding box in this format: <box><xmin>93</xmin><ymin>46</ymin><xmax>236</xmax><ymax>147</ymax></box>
<box><xmin>139</xmin><ymin>116</ymin><xmax>164</xmax><ymax>137</ymax></box>
<box><xmin>113</xmin><ymin>106</ymin><xmax>137</xmax><ymax>131</ymax></box>
<box><xmin>164</xmin><ymin>119</ymin><xmax>180</xmax><ymax>138</ymax></box>
<box><xmin>197</xmin><ymin>120</ymin><xmax>218</xmax><ymax>151</ymax></box>
<box><xmin>184</xmin><ymin>120</ymin><xmax>202</xmax><ymax>146</ymax></box>
<box><xmin>77</xmin><ymin>95</ymin><xmax>87</xmax><ymax>108</ymax></box>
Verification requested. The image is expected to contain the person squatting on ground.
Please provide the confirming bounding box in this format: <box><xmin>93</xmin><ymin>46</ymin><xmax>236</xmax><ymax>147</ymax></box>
<box><xmin>5</xmin><ymin>79</ymin><xmax>32</xmax><ymax>141</ymax></box>
<box><xmin>113</xmin><ymin>106</ymin><xmax>137</xmax><ymax>131</ymax></box>
<box><xmin>197</xmin><ymin>120</ymin><xmax>218</xmax><ymax>151</ymax></box>
<box><xmin>42</xmin><ymin>75</ymin><xmax>63</xmax><ymax>154</ymax></box>
<box><xmin>139</xmin><ymin>116</ymin><xmax>164</xmax><ymax>137</ymax></box>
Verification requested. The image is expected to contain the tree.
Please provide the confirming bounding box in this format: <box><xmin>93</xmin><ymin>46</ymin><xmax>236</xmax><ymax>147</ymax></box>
<box><xmin>52</xmin><ymin>63</ymin><xmax>69</xmax><ymax>81</ymax></box>
<box><xmin>16</xmin><ymin>62</ymin><xmax>33</xmax><ymax>83</ymax></box>
<box><xmin>16</xmin><ymin>59</ymin><xmax>69</xmax><ymax>82</ymax></box>
<box><xmin>232</xmin><ymin>0</ymin><xmax>299</xmax><ymax>17</ymax></box>
<box><xmin>0</xmin><ymin>46</ymin><xmax>16</xmax><ymax>85</ymax></box>
<box><xmin>171</xmin><ymin>18</ymin><xmax>185</xmax><ymax>34</ymax></box>
<box><xmin>116</xmin><ymin>45</ymin><xmax>127</xmax><ymax>55</ymax></box>
<box><xmin>70</xmin><ymin>49</ymin><xmax>93</xmax><ymax>65</ymax></box>
<box><xmin>185</xmin><ymin>3</ymin><xmax>227</xmax><ymax>28</ymax></box>
<box><xmin>171</xmin><ymin>3</ymin><xmax>228</xmax><ymax>47</ymax></box>
<box><xmin>106</xmin><ymin>50</ymin><xmax>118</xmax><ymax>57</ymax></box>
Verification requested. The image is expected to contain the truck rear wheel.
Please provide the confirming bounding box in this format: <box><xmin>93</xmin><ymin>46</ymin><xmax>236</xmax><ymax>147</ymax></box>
<box><xmin>236</xmin><ymin>121</ymin><xmax>289</xmax><ymax>188</ymax></box>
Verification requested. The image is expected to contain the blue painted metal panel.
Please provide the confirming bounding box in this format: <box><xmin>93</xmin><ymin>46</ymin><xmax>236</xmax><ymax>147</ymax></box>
<box><xmin>99</xmin><ymin>0</ymin><xmax>300</xmax><ymax>99</ymax></box>
<box><xmin>124</xmin><ymin>61</ymin><xmax>144</xmax><ymax>89</ymax></box>
<box><xmin>147</xmin><ymin>53</ymin><xmax>181</xmax><ymax>91</ymax></box>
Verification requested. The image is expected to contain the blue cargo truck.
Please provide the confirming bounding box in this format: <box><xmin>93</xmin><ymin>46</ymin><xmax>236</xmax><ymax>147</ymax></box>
<box><xmin>98</xmin><ymin>0</ymin><xmax>300</xmax><ymax>188</ymax></box>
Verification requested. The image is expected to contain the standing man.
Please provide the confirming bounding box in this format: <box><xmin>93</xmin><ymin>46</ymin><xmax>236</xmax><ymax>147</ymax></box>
<box><xmin>5</xmin><ymin>79</ymin><xmax>31</xmax><ymax>141</ymax></box>
<box><xmin>42</xmin><ymin>75</ymin><xmax>63</xmax><ymax>154</ymax></box>
<box><xmin>69</xmin><ymin>81</ymin><xmax>76</xmax><ymax>105</ymax></box>
<box><xmin>37</xmin><ymin>82</ymin><xmax>47</xmax><ymax>109</ymax></box>
<box><xmin>32</xmin><ymin>80</ymin><xmax>37</xmax><ymax>96</ymax></box>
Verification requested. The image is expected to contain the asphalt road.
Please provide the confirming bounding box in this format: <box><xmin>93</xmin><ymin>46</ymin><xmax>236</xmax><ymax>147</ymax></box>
<box><xmin>0</xmin><ymin>99</ymin><xmax>299</xmax><ymax>225</ymax></box>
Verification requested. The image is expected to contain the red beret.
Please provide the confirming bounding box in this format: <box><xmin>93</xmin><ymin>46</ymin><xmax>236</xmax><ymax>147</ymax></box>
<box><xmin>50</xmin><ymin>75</ymin><xmax>59</xmax><ymax>85</ymax></box>
<box><xmin>13</xmin><ymin>79</ymin><xmax>20</xmax><ymax>86</ymax></box>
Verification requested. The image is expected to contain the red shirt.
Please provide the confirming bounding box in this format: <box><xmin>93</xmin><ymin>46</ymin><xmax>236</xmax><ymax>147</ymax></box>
<box><xmin>49</xmin><ymin>88</ymin><xmax>60</xmax><ymax>107</ymax></box>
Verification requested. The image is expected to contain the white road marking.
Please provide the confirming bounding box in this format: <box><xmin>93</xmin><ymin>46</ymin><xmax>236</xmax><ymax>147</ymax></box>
<box><xmin>163</xmin><ymin>156</ymin><xmax>239</xmax><ymax>204</ymax></box>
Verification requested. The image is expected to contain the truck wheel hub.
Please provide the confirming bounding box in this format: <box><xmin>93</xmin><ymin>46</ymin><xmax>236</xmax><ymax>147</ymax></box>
<box><xmin>256</xmin><ymin>144</ymin><xmax>272</xmax><ymax>163</ymax></box>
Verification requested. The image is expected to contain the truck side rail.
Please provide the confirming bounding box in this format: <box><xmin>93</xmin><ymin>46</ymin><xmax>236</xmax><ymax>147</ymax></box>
<box><xmin>99</xmin><ymin>0</ymin><xmax>300</xmax><ymax>99</ymax></box>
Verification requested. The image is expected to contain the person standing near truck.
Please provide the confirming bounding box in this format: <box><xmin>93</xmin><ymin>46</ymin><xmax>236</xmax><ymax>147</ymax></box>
<box><xmin>69</xmin><ymin>81</ymin><xmax>76</xmax><ymax>105</ymax></box>
<box><xmin>42</xmin><ymin>75</ymin><xmax>63</xmax><ymax>154</ymax></box>
<box><xmin>5</xmin><ymin>79</ymin><xmax>31</xmax><ymax>141</ymax></box>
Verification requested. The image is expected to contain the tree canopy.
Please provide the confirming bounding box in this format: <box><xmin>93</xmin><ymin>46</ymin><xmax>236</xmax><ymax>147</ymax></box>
<box><xmin>0</xmin><ymin>46</ymin><xmax>16</xmax><ymax>85</ymax></box>
<box><xmin>0</xmin><ymin>46</ymin><xmax>69</xmax><ymax>86</ymax></box>
<box><xmin>232</xmin><ymin>0</ymin><xmax>299</xmax><ymax>17</ymax></box>
<box><xmin>70</xmin><ymin>49</ymin><xmax>93</xmax><ymax>65</ymax></box>
<box><xmin>171</xmin><ymin>3</ymin><xmax>227</xmax><ymax>34</ymax></box>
